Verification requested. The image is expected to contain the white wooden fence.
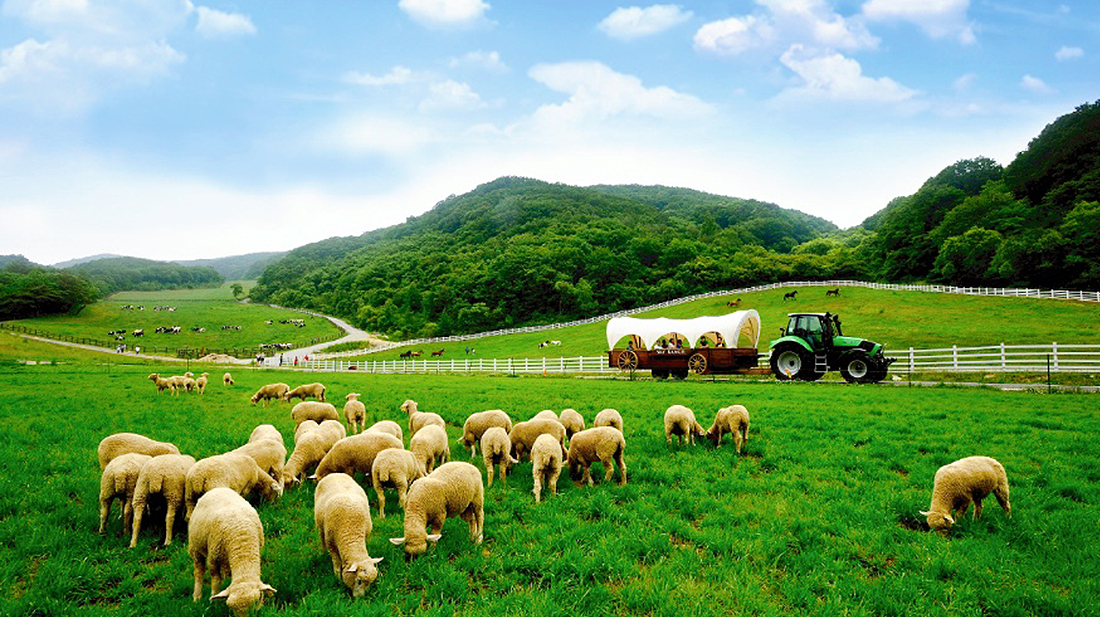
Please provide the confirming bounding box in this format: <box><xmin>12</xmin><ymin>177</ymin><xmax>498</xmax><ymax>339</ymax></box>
<box><xmin>313</xmin><ymin>280</ymin><xmax>1100</xmax><ymax>360</ymax></box>
<box><xmin>303</xmin><ymin>343</ymin><xmax>1100</xmax><ymax>375</ymax></box>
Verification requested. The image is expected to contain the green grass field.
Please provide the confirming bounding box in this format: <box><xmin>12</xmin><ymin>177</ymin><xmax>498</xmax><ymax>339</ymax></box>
<box><xmin>1</xmin><ymin>367</ymin><xmax>1097</xmax><ymax>616</ymax></box>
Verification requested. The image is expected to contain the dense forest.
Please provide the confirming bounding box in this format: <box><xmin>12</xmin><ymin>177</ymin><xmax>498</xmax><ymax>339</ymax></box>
<box><xmin>174</xmin><ymin>251</ymin><xmax>287</xmax><ymax>280</ymax></box>
<box><xmin>65</xmin><ymin>256</ymin><xmax>224</xmax><ymax>295</ymax></box>
<box><xmin>251</xmin><ymin>100</ymin><xmax>1100</xmax><ymax>339</ymax></box>
<box><xmin>0</xmin><ymin>259</ymin><xmax>99</xmax><ymax>320</ymax></box>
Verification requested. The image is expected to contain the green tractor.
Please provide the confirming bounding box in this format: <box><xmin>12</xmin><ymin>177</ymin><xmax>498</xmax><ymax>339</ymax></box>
<box><xmin>769</xmin><ymin>312</ymin><xmax>895</xmax><ymax>383</ymax></box>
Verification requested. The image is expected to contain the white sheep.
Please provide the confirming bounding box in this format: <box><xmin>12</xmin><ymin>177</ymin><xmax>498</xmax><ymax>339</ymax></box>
<box><xmin>663</xmin><ymin>404</ymin><xmax>705</xmax><ymax>446</ymax></box>
<box><xmin>480</xmin><ymin>426</ymin><xmax>518</xmax><ymax>488</ymax></box>
<box><xmin>314</xmin><ymin>473</ymin><xmax>384</xmax><ymax>597</ymax></box>
<box><xmin>461</xmin><ymin>409</ymin><xmax>512</xmax><ymax>457</ymax></box>
<box><xmin>508</xmin><ymin>418</ymin><xmax>566</xmax><ymax>461</ymax></box>
<box><xmin>567</xmin><ymin>427</ymin><xmax>627</xmax><ymax>486</ymax></box>
<box><xmin>531</xmin><ymin>433</ymin><xmax>563</xmax><ymax>504</ymax></box>
<box><xmin>370</xmin><ymin>449</ymin><xmax>426</xmax><ymax>519</ymax></box>
<box><xmin>98</xmin><ymin>452</ymin><xmax>152</xmax><ymax>537</ymax></box>
<box><xmin>531</xmin><ymin>409</ymin><xmax>559</xmax><ymax>422</ymax></box>
<box><xmin>312</xmin><ymin>432</ymin><xmax>404</xmax><ymax>482</ymax></box>
<box><xmin>184</xmin><ymin>453</ymin><xmax>283</xmax><ymax>521</ymax></box>
<box><xmin>248</xmin><ymin>424</ymin><xmax>283</xmax><ymax>446</ymax></box>
<box><xmin>98</xmin><ymin>432</ymin><xmax>180</xmax><ymax>470</ymax></box>
<box><xmin>400</xmin><ymin>399</ymin><xmax>446</xmax><ymax>437</ymax></box>
<box><xmin>147</xmin><ymin>373</ymin><xmax>176</xmax><ymax>395</ymax></box>
<box><xmin>291</xmin><ymin>401</ymin><xmax>340</xmax><ymax>427</ymax></box>
<box><xmin>232</xmin><ymin>438</ymin><xmax>288</xmax><ymax>490</ymax></box>
<box><xmin>558</xmin><ymin>408</ymin><xmax>585</xmax><ymax>441</ymax></box>
<box><xmin>706</xmin><ymin>405</ymin><xmax>750</xmax><ymax>454</ymax></box>
<box><xmin>195</xmin><ymin>372</ymin><xmax>209</xmax><ymax>394</ymax></box>
<box><xmin>188</xmin><ymin>487</ymin><xmax>276</xmax><ymax>616</ymax></box>
<box><xmin>365</xmin><ymin>420</ymin><xmax>403</xmax><ymax>443</ymax></box>
<box><xmin>409</xmin><ymin>424</ymin><xmax>450</xmax><ymax>474</ymax></box>
<box><xmin>389</xmin><ymin>461</ymin><xmax>484</xmax><ymax>557</ymax></box>
<box><xmin>223</xmin><ymin>372</ymin><xmax>234</xmax><ymax>386</ymax></box>
<box><xmin>344</xmin><ymin>393</ymin><xmax>367</xmax><ymax>434</ymax></box>
<box><xmin>294</xmin><ymin>420</ymin><xmax>320</xmax><ymax>444</ymax></box>
<box><xmin>921</xmin><ymin>456</ymin><xmax>1012</xmax><ymax>531</ymax></box>
<box><xmin>283</xmin><ymin>429</ymin><xmax>342</xmax><ymax>487</ymax></box>
<box><xmin>317</xmin><ymin>419</ymin><xmax>349</xmax><ymax>444</ymax></box>
<box><xmin>285</xmin><ymin>382</ymin><xmax>327</xmax><ymax>403</ymax></box>
<box><xmin>250</xmin><ymin>382</ymin><xmax>290</xmax><ymax>406</ymax></box>
<box><xmin>129</xmin><ymin>454</ymin><xmax>196</xmax><ymax>547</ymax></box>
<box><xmin>593</xmin><ymin>408</ymin><xmax>624</xmax><ymax>433</ymax></box>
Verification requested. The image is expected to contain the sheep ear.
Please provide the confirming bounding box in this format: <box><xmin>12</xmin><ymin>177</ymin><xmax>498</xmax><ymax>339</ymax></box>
<box><xmin>370</xmin><ymin>556</ymin><xmax>384</xmax><ymax>565</ymax></box>
<box><xmin>427</xmin><ymin>533</ymin><xmax>442</xmax><ymax>543</ymax></box>
<box><xmin>346</xmin><ymin>563</ymin><xmax>358</xmax><ymax>573</ymax></box>
<box><xmin>918</xmin><ymin>510</ymin><xmax>930</xmax><ymax>517</ymax></box>
<box><xmin>261</xmin><ymin>584</ymin><xmax>277</xmax><ymax>597</ymax></box>
<box><xmin>943</xmin><ymin>514</ymin><xmax>955</xmax><ymax>524</ymax></box>
<box><xmin>211</xmin><ymin>589</ymin><xmax>230</xmax><ymax>601</ymax></box>
<box><xmin>390</xmin><ymin>537</ymin><xmax>406</xmax><ymax>546</ymax></box>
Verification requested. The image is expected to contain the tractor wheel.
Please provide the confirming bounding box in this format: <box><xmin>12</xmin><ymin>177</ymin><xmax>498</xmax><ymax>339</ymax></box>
<box><xmin>688</xmin><ymin>353</ymin><xmax>708</xmax><ymax>375</ymax></box>
<box><xmin>617</xmin><ymin>350</ymin><xmax>639</xmax><ymax>371</ymax></box>
<box><xmin>771</xmin><ymin>344</ymin><xmax>809</xmax><ymax>381</ymax></box>
<box><xmin>840</xmin><ymin>351</ymin><xmax>873</xmax><ymax>383</ymax></box>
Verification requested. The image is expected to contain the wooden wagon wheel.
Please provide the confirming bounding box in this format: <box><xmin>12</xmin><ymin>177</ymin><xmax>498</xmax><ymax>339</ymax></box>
<box><xmin>616</xmin><ymin>350</ymin><xmax>639</xmax><ymax>371</ymax></box>
<box><xmin>688</xmin><ymin>353</ymin><xmax>707</xmax><ymax>374</ymax></box>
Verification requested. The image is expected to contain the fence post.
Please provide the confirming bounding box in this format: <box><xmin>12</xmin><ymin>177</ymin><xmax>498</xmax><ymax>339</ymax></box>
<box><xmin>952</xmin><ymin>345</ymin><xmax>958</xmax><ymax>371</ymax></box>
<box><xmin>1052</xmin><ymin>342</ymin><xmax>1058</xmax><ymax>371</ymax></box>
<box><xmin>1000</xmin><ymin>342</ymin><xmax>1006</xmax><ymax>372</ymax></box>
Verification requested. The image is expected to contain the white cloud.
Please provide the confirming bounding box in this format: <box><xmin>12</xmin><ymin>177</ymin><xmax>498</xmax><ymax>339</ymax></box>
<box><xmin>1055</xmin><ymin>46</ymin><xmax>1083</xmax><ymax>61</ymax></box>
<box><xmin>419</xmin><ymin>80</ymin><xmax>484</xmax><ymax>112</ymax></box>
<box><xmin>778</xmin><ymin>44</ymin><xmax>916</xmax><ymax>103</ymax></box>
<box><xmin>528</xmin><ymin>61</ymin><xmax>712</xmax><ymax>128</ymax></box>
<box><xmin>952</xmin><ymin>72</ymin><xmax>976</xmax><ymax>91</ymax></box>
<box><xmin>694</xmin><ymin>0</ymin><xmax>876</xmax><ymax>56</ymax></box>
<box><xmin>694</xmin><ymin>16</ymin><xmax>773</xmax><ymax>55</ymax></box>
<box><xmin>315</xmin><ymin>114</ymin><xmax>434</xmax><ymax>157</ymax></box>
<box><xmin>862</xmin><ymin>0</ymin><xmax>975</xmax><ymax>44</ymax></box>
<box><xmin>1020</xmin><ymin>74</ymin><xmax>1053</xmax><ymax>95</ymax></box>
<box><xmin>343</xmin><ymin>65</ymin><xmax>422</xmax><ymax>86</ymax></box>
<box><xmin>448</xmin><ymin>50</ymin><xmax>507</xmax><ymax>72</ymax></box>
<box><xmin>398</xmin><ymin>0</ymin><xmax>490</xmax><ymax>29</ymax></box>
<box><xmin>598</xmin><ymin>4</ymin><xmax>693</xmax><ymax>40</ymax></box>
<box><xmin>194</xmin><ymin>6</ymin><xmax>256</xmax><ymax>38</ymax></box>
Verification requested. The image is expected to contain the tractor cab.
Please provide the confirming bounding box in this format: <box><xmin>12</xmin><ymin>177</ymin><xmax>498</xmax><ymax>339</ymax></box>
<box><xmin>770</xmin><ymin>312</ymin><xmax>894</xmax><ymax>383</ymax></box>
<box><xmin>782</xmin><ymin>312</ymin><xmax>841</xmax><ymax>351</ymax></box>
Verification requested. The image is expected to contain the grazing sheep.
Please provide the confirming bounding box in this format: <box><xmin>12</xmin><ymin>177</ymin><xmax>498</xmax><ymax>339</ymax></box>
<box><xmin>195</xmin><ymin>372</ymin><xmax>209</xmax><ymax>394</ymax></box>
<box><xmin>567</xmin><ymin>427</ymin><xmax>627</xmax><ymax>486</ymax></box>
<box><xmin>508</xmin><ymin>418</ymin><xmax>566</xmax><ymax>461</ymax></box>
<box><xmin>248</xmin><ymin>424</ymin><xmax>283</xmax><ymax>446</ymax></box>
<box><xmin>232</xmin><ymin>439</ymin><xmax>288</xmax><ymax>490</ymax></box>
<box><xmin>921</xmin><ymin>456</ymin><xmax>1011</xmax><ymax>531</ymax></box>
<box><xmin>707</xmin><ymin>405</ymin><xmax>750</xmax><ymax>454</ymax></box>
<box><xmin>410</xmin><ymin>424</ymin><xmax>450</xmax><ymax>474</ymax></box>
<box><xmin>129</xmin><ymin>454</ymin><xmax>196</xmax><ymax>547</ymax></box>
<box><xmin>389</xmin><ymin>462</ymin><xmax>484</xmax><ymax>557</ymax></box>
<box><xmin>184</xmin><ymin>371</ymin><xmax>195</xmax><ymax>378</ymax></box>
<box><xmin>365</xmin><ymin>420</ymin><xmax>403</xmax><ymax>444</ymax></box>
<box><xmin>314</xmin><ymin>473</ymin><xmax>384</xmax><ymax>597</ymax></box>
<box><xmin>480</xmin><ymin>427</ymin><xmax>518</xmax><ymax>488</ymax></box>
<box><xmin>663</xmin><ymin>405</ymin><xmax>705</xmax><ymax>446</ymax></box>
<box><xmin>283</xmin><ymin>429</ymin><xmax>342</xmax><ymax>487</ymax></box>
<box><xmin>558</xmin><ymin>408</ymin><xmax>585</xmax><ymax>441</ymax></box>
<box><xmin>317</xmin><ymin>419</ymin><xmax>348</xmax><ymax>443</ymax></box>
<box><xmin>250</xmin><ymin>383</ymin><xmax>290</xmax><ymax>406</ymax></box>
<box><xmin>184</xmin><ymin>453</ymin><xmax>283</xmax><ymax>521</ymax></box>
<box><xmin>285</xmin><ymin>382</ymin><xmax>327</xmax><ymax>403</ymax></box>
<box><xmin>531</xmin><ymin>434</ymin><xmax>563</xmax><ymax>504</ymax></box>
<box><xmin>291</xmin><ymin>401</ymin><xmax>340</xmax><ymax>427</ymax></box>
<box><xmin>344</xmin><ymin>393</ymin><xmax>367</xmax><ymax>434</ymax></box>
<box><xmin>294</xmin><ymin>420</ymin><xmax>320</xmax><ymax>444</ymax></box>
<box><xmin>461</xmin><ymin>410</ymin><xmax>512</xmax><ymax>457</ymax></box>
<box><xmin>531</xmin><ymin>410</ymin><xmax>559</xmax><ymax>422</ymax></box>
<box><xmin>370</xmin><ymin>449</ymin><xmax>426</xmax><ymax>519</ymax></box>
<box><xmin>223</xmin><ymin>372</ymin><xmax>234</xmax><ymax>386</ymax></box>
<box><xmin>98</xmin><ymin>453</ymin><xmax>152</xmax><ymax>537</ymax></box>
<box><xmin>312</xmin><ymin>432</ymin><xmax>404</xmax><ymax>482</ymax></box>
<box><xmin>147</xmin><ymin>373</ymin><xmax>176</xmax><ymax>395</ymax></box>
<box><xmin>400</xmin><ymin>399</ymin><xmax>446</xmax><ymax>437</ymax></box>
<box><xmin>98</xmin><ymin>433</ymin><xmax>180</xmax><ymax>470</ymax></box>
<box><xmin>188</xmin><ymin>487</ymin><xmax>276</xmax><ymax>616</ymax></box>
<box><xmin>593</xmin><ymin>408</ymin><xmax>624</xmax><ymax>433</ymax></box>
<box><xmin>173</xmin><ymin>376</ymin><xmax>198</xmax><ymax>393</ymax></box>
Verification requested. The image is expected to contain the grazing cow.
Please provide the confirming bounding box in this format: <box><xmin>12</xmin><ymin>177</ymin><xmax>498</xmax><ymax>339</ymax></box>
<box><xmin>783</xmin><ymin>291</ymin><xmax>798</xmax><ymax>301</ymax></box>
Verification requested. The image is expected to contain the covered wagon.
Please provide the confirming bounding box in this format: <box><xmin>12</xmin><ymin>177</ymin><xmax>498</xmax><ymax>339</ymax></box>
<box><xmin>606</xmin><ymin>311</ymin><xmax>767</xmax><ymax>379</ymax></box>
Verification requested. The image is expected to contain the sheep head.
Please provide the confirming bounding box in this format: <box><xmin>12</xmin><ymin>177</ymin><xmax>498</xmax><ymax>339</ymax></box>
<box><xmin>211</xmin><ymin>581</ymin><xmax>276</xmax><ymax>617</ymax></box>
<box><xmin>343</xmin><ymin>558</ymin><xmax>383</xmax><ymax>597</ymax></box>
<box><xmin>920</xmin><ymin>510</ymin><xmax>955</xmax><ymax>530</ymax></box>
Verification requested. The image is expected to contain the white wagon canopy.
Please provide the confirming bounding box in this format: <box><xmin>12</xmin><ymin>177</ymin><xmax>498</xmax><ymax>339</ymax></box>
<box><xmin>606</xmin><ymin>310</ymin><xmax>762</xmax><ymax>350</ymax></box>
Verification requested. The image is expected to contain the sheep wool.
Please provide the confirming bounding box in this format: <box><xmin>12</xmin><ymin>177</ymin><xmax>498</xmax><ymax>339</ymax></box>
<box><xmin>314</xmin><ymin>473</ymin><xmax>384</xmax><ymax>597</ymax></box>
<box><xmin>294</xmin><ymin>420</ymin><xmax>321</xmax><ymax>444</ymax></box>
<box><xmin>195</xmin><ymin>372</ymin><xmax>209</xmax><ymax>394</ymax></box>
<box><xmin>663</xmin><ymin>405</ymin><xmax>706</xmax><ymax>446</ymax></box>
<box><xmin>593</xmin><ymin>408</ymin><xmax>624</xmax><ymax>433</ymax></box>
<box><xmin>480</xmin><ymin>426</ymin><xmax>518</xmax><ymax>488</ymax></box>
<box><xmin>313</xmin><ymin>431</ymin><xmax>403</xmax><ymax>482</ymax></box>
<box><xmin>558</xmin><ymin>409</ymin><xmax>585</xmax><ymax>440</ymax></box>
<box><xmin>531</xmin><ymin>410</ymin><xmax>559</xmax><ymax>422</ymax></box>
<box><xmin>508</xmin><ymin>418</ymin><xmax>566</xmax><ymax>461</ymax></box>
<box><xmin>344</xmin><ymin>393</ymin><xmax>367</xmax><ymax>434</ymax></box>
<box><xmin>567</xmin><ymin>427</ymin><xmax>627</xmax><ymax>486</ymax></box>
<box><xmin>389</xmin><ymin>462</ymin><xmax>484</xmax><ymax>557</ymax></box>
<box><xmin>317</xmin><ymin>419</ymin><xmax>348</xmax><ymax>444</ymax></box>
<box><xmin>371</xmin><ymin>448</ymin><xmax>426</xmax><ymax>519</ymax></box>
<box><xmin>291</xmin><ymin>401</ymin><xmax>340</xmax><ymax>427</ymax></box>
<box><xmin>147</xmin><ymin>373</ymin><xmax>176</xmax><ymax>394</ymax></box>
<box><xmin>184</xmin><ymin>453</ymin><xmax>283</xmax><ymax>522</ymax></box>
<box><xmin>250</xmin><ymin>383</ymin><xmax>289</xmax><ymax>406</ymax></box>
<box><xmin>285</xmin><ymin>382</ymin><xmax>327</xmax><ymax>403</ymax></box>
<box><xmin>365</xmin><ymin>420</ymin><xmax>403</xmax><ymax>444</ymax></box>
<box><xmin>400</xmin><ymin>399</ymin><xmax>446</xmax><ymax>438</ymax></box>
<box><xmin>922</xmin><ymin>456</ymin><xmax>1011</xmax><ymax>531</ymax></box>
<box><xmin>283</xmin><ymin>430</ymin><xmax>337</xmax><ymax>487</ymax></box>
<box><xmin>188</xmin><ymin>488</ymin><xmax>276</xmax><ymax>617</ymax></box>
<box><xmin>232</xmin><ymin>438</ymin><xmax>288</xmax><ymax>490</ymax></box>
<box><xmin>99</xmin><ymin>452</ymin><xmax>152</xmax><ymax>537</ymax></box>
<box><xmin>531</xmin><ymin>433</ymin><xmax>563</xmax><ymax>504</ymax></box>
<box><xmin>461</xmin><ymin>410</ymin><xmax>513</xmax><ymax>457</ymax></box>
<box><xmin>98</xmin><ymin>432</ymin><xmax>180</xmax><ymax>470</ymax></box>
<box><xmin>409</xmin><ymin>424</ymin><xmax>451</xmax><ymax>474</ymax></box>
<box><xmin>223</xmin><ymin>372</ymin><xmax>234</xmax><ymax>386</ymax></box>
<box><xmin>248</xmin><ymin>424</ymin><xmax>283</xmax><ymax>446</ymax></box>
<box><xmin>130</xmin><ymin>454</ymin><xmax>196</xmax><ymax>547</ymax></box>
<box><xmin>707</xmin><ymin>405</ymin><xmax>750</xmax><ymax>454</ymax></box>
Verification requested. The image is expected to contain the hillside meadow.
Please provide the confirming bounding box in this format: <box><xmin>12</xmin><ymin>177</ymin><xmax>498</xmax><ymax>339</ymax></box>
<box><xmin>1</xmin><ymin>367</ymin><xmax>1097</xmax><ymax>616</ymax></box>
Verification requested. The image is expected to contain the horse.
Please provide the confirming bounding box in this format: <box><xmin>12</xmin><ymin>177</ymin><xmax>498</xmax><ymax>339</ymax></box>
<box><xmin>825</xmin><ymin>288</ymin><xmax>840</xmax><ymax>297</ymax></box>
<box><xmin>727</xmin><ymin>298</ymin><xmax>742</xmax><ymax>307</ymax></box>
<box><xmin>783</xmin><ymin>291</ymin><xmax>798</xmax><ymax>301</ymax></box>
<box><xmin>399</xmin><ymin>350</ymin><xmax>413</xmax><ymax>359</ymax></box>
<box><xmin>431</xmin><ymin>348</ymin><xmax>445</xmax><ymax>357</ymax></box>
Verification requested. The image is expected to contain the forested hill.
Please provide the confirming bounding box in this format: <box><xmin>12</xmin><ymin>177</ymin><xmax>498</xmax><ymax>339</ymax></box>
<box><xmin>65</xmin><ymin>256</ymin><xmax>224</xmax><ymax>295</ymax></box>
<box><xmin>249</xmin><ymin>178</ymin><xmax>839</xmax><ymax>338</ymax></box>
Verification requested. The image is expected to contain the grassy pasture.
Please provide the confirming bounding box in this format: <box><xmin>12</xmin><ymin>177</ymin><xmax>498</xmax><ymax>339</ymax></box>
<box><xmin>1</xmin><ymin>368</ymin><xmax>1097</xmax><ymax>616</ymax></box>
<box><xmin>359</xmin><ymin>285</ymin><xmax>1100</xmax><ymax>361</ymax></box>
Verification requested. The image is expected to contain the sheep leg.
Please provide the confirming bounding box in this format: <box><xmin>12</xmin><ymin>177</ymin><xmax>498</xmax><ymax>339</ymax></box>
<box><xmin>485</xmin><ymin>463</ymin><xmax>494</xmax><ymax>489</ymax></box>
<box><xmin>98</xmin><ymin>496</ymin><xmax>111</xmax><ymax>534</ymax></box>
<box><xmin>192</xmin><ymin>559</ymin><xmax>206</xmax><ymax>602</ymax></box>
<box><xmin>601</xmin><ymin>457</ymin><xmax>615</xmax><ymax>483</ymax></box>
<box><xmin>372</xmin><ymin>476</ymin><xmax>386</xmax><ymax>519</ymax></box>
<box><xmin>615</xmin><ymin>450</ymin><xmax>627</xmax><ymax>485</ymax></box>
<box><xmin>164</xmin><ymin>501</ymin><xmax>179</xmax><ymax>545</ymax></box>
<box><xmin>500</xmin><ymin>462</ymin><xmax>509</xmax><ymax>485</ymax></box>
<box><xmin>973</xmin><ymin>497</ymin><xmax>984</xmax><ymax>520</ymax></box>
<box><xmin>583</xmin><ymin>464</ymin><xmax>593</xmax><ymax>487</ymax></box>
<box><xmin>733</xmin><ymin>433</ymin><xmax>743</xmax><ymax>455</ymax></box>
<box><xmin>210</xmin><ymin>571</ymin><xmax>223</xmax><ymax>598</ymax></box>
<box><xmin>130</xmin><ymin>493</ymin><xmax>146</xmax><ymax>548</ymax></box>
<box><xmin>122</xmin><ymin>499</ymin><xmax>133</xmax><ymax>537</ymax></box>
<box><xmin>533</xmin><ymin>474</ymin><xmax>542</xmax><ymax>504</ymax></box>
<box><xmin>548</xmin><ymin>468</ymin><xmax>560</xmax><ymax>496</ymax></box>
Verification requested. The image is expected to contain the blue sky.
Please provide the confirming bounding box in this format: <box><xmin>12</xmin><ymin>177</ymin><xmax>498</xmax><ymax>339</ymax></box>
<box><xmin>1</xmin><ymin>0</ymin><xmax>1097</xmax><ymax>265</ymax></box>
